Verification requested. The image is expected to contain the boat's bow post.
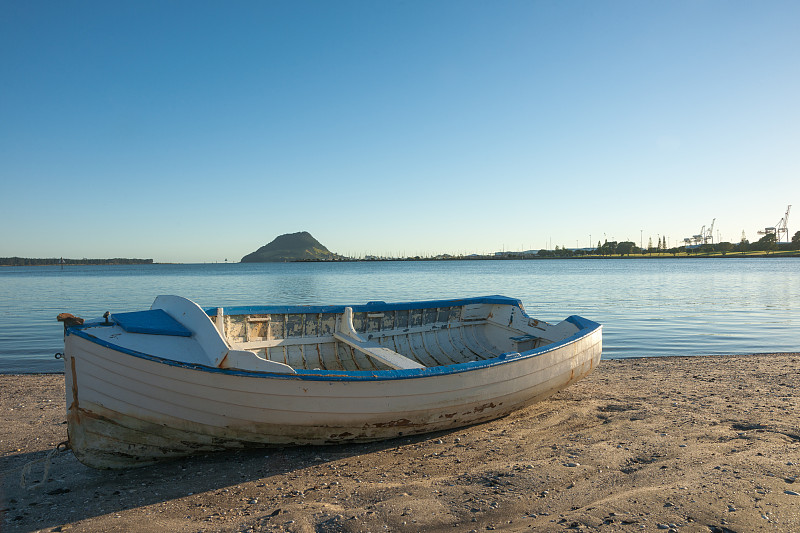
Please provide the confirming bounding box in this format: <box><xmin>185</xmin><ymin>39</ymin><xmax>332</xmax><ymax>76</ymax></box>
<box><xmin>56</xmin><ymin>313</ymin><xmax>84</xmax><ymax>334</ymax></box>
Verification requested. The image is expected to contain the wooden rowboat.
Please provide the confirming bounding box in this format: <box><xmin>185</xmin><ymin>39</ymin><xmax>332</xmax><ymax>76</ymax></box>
<box><xmin>59</xmin><ymin>295</ymin><xmax>601</xmax><ymax>469</ymax></box>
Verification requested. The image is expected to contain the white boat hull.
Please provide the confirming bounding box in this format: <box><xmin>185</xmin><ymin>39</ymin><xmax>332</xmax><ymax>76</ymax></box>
<box><xmin>62</xmin><ymin>296</ymin><xmax>601</xmax><ymax>468</ymax></box>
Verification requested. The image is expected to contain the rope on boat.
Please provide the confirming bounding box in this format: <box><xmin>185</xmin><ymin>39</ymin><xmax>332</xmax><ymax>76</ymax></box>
<box><xmin>4</xmin><ymin>441</ymin><xmax>71</xmax><ymax>490</ymax></box>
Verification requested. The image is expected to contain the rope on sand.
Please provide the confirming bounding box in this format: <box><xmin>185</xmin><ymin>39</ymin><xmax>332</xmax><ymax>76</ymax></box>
<box><xmin>4</xmin><ymin>441</ymin><xmax>71</xmax><ymax>489</ymax></box>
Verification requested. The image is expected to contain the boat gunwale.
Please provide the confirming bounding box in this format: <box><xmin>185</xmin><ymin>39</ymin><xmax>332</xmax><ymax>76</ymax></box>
<box><xmin>66</xmin><ymin>314</ymin><xmax>601</xmax><ymax>382</ymax></box>
<box><xmin>201</xmin><ymin>295</ymin><xmax>524</xmax><ymax>317</ymax></box>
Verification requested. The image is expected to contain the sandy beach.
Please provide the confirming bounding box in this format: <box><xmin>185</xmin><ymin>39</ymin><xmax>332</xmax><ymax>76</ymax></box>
<box><xmin>2</xmin><ymin>353</ymin><xmax>798</xmax><ymax>533</ymax></box>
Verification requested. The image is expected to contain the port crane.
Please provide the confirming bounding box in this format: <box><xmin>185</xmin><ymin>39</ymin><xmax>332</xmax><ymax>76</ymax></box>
<box><xmin>758</xmin><ymin>205</ymin><xmax>791</xmax><ymax>242</ymax></box>
<box><xmin>691</xmin><ymin>226</ymin><xmax>705</xmax><ymax>246</ymax></box>
<box><xmin>685</xmin><ymin>218</ymin><xmax>716</xmax><ymax>246</ymax></box>
<box><xmin>704</xmin><ymin>218</ymin><xmax>716</xmax><ymax>244</ymax></box>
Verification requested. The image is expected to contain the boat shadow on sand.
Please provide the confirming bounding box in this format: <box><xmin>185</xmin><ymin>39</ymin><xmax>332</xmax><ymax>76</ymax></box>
<box><xmin>1</xmin><ymin>431</ymin><xmax>450</xmax><ymax>531</ymax></box>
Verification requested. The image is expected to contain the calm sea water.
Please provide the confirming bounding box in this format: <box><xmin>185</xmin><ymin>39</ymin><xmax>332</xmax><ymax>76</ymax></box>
<box><xmin>1</xmin><ymin>259</ymin><xmax>798</xmax><ymax>373</ymax></box>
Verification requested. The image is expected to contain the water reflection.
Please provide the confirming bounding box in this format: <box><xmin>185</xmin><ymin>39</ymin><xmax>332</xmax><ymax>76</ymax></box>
<box><xmin>1</xmin><ymin>258</ymin><xmax>798</xmax><ymax>372</ymax></box>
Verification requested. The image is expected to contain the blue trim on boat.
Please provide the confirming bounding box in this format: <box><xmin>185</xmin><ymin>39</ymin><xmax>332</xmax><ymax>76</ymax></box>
<box><xmin>64</xmin><ymin>316</ymin><xmax>601</xmax><ymax>382</ymax></box>
<box><xmin>202</xmin><ymin>295</ymin><xmax>522</xmax><ymax>317</ymax></box>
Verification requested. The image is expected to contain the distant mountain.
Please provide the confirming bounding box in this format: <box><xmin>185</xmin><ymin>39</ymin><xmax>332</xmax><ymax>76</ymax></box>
<box><xmin>240</xmin><ymin>232</ymin><xmax>341</xmax><ymax>262</ymax></box>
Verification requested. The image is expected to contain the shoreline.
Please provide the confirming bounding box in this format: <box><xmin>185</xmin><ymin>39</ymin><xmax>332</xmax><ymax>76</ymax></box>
<box><xmin>3</xmin><ymin>252</ymin><xmax>800</xmax><ymax>267</ymax></box>
<box><xmin>2</xmin><ymin>353</ymin><xmax>799</xmax><ymax>532</ymax></box>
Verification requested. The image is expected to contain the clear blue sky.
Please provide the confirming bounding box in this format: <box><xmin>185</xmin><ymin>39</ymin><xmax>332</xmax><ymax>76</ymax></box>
<box><xmin>2</xmin><ymin>1</ymin><xmax>798</xmax><ymax>262</ymax></box>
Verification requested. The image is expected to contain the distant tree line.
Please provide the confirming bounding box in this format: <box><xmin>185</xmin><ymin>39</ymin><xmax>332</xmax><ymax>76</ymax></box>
<box><xmin>0</xmin><ymin>257</ymin><xmax>154</xmax><ymax>266</ymax></box>
<box><xmin>584</xmin><ymin>230</ymin><xmax>800</xmax><ymax>257</ymax></box>
<box><xmin>531</xmin><ymin>230</ymin><xmax>800</xmax><ymax>259</ymax></box>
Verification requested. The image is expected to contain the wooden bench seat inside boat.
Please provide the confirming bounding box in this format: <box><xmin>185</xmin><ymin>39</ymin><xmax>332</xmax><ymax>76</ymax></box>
<box><xmin>333</xmin><ymin>307</ymin><xmax>425</xmax><ymax>370</ymax></box>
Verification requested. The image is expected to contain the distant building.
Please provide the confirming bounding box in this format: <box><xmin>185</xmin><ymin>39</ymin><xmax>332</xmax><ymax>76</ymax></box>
<box><xmin>494</xmin><ymin>250</ymin><xmax>539</xmax><ymax>257</ymax></box>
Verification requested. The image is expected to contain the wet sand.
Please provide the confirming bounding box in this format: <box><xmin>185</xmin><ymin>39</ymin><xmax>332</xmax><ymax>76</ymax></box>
<box><xmin>2</xmin><ymin>353</ymin><xmax>799</xmax><ymax>532</ymax></box>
